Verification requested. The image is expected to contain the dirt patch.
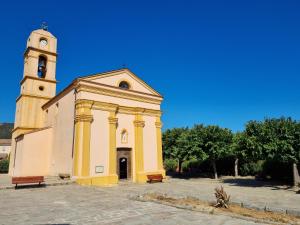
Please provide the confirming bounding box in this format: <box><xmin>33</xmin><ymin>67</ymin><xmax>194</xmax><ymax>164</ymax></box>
<box><xmin>222</xmin><ymin>204</ymin><xmax>299</xmax><ymax>224</ymax></box>
<box><xmin>139</xmin><ymin>193</ymin><xmax>300</xmax><ymax>224</ymax></box>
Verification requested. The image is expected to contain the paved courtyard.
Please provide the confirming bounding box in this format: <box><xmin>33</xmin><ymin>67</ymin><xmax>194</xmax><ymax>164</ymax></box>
<box><xmin>0</xmin><ymin>177</ymin><xmax>299</xmax><ymax>225</ymax></box>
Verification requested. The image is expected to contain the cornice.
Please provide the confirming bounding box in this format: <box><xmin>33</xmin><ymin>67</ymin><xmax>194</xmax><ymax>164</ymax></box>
<box><xmin>25</xmin><ymin>55</ymin><xmax>56</xmax><ymax>62</ymax></box>
<box><xmin>12</xmin><ymin>126</ymin><xmax>38</xmax><ymax>134</ymax></box>
<box><xmin>81</xmin><ymin>79</ymin><xmax>162</xmax><ymax>99</ymax></box>
<box><xmin>92</xmin><ymin>101</ymin><xmax>118</xmax><ymax>112</ymax></box>
<box><xmin>24</xmin><ymin>46</ymin><xmax>57</xmax><ymax>57</ymax></box>
<box><xmin>16</xmin><ymin>93</ymin><xmax>53</xmax><ymax>102</ymax></box>
<box><xmin>78</xmin><ymin>68</ymin><xmax>163</xmax><ymax>97</ymax></box>
<box><xmin>20</xmin><ymin>76</ymin><xmax>57</xmax><ymax>85</ymax></box>
<box><xmin>75</xmin><ymin>99</ymin><xmax>162</xmax><ymax>117</ymax></box>
<box><xmin>77</xmin><ymin>84</ymin><xmax>162</xmax><ymax>105</ymax></box>
<box><xmin>42</xmin><ymin>73</ymin><xmax>163</xmax><ymax>110</ymax></box>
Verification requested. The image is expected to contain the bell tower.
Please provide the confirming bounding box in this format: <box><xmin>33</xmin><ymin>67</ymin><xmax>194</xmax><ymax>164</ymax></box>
<box><xmin>13</xmin><ymin>25</ymin><xmax>57</xmax><ymax>137</ymax></box>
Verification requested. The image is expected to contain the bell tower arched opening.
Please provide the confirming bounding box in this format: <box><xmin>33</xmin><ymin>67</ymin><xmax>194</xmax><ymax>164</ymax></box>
<box><xmin>37</xmin><ymin>55</ymin><xmax>47</xmax><ymax>78</ymax></box>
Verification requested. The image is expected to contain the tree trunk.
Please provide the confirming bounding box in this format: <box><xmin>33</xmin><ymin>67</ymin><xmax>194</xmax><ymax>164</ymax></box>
<box><xmin>234</xmin><ymin>158</ymin><xmax>239</xmax><ymax>177</ymax></box>
<box><xmin>178</xmin><ymin>160</ymin><xmax>182</xmax><ymax>173</ymax></box>
<box><xmin>212</xmin><ymin>160</ymin><xmax>218</xmax><ymax>179</ymax></box>
<box><xmin>293</xmin><ymin>163</ymin><xmax>300</xmax><ymax>187</ymax></box>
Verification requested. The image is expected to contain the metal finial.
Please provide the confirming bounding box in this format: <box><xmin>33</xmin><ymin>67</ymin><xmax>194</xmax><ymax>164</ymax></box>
<box><xmin>41</xmin><ymin>22</ymin><xmax>48</xmax><ymax>31</ymax></box>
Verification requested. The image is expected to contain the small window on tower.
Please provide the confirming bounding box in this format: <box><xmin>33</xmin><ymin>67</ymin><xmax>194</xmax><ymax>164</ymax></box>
<box><xmin>37</xmin><ymin>55</ymin><xmax>47</xmax><ymax>78</ymax></box>
<box><xmin>119</xmin><ymin>81</ymin><xmax>130</xmax><ymax>90</ymax></box>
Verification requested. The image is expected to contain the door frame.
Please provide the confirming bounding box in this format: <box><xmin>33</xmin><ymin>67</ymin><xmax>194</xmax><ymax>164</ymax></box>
<box><xmin>116</xmin><ymin>148</ymin><xmax>132</xmax><ymax>180</ymax></box>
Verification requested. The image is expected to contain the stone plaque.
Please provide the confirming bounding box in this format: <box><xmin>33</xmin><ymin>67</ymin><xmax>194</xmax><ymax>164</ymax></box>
<box><xmin>95</xmin><ymin>166</ymin><xmax>104</xmax><ymax>173</ymax></box>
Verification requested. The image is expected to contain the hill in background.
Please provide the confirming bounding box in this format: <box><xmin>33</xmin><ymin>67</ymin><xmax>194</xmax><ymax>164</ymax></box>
<box><xmin>0</xmin><ymin>123</ymin><xmax>14</xmax><ymax>139</ymax></box>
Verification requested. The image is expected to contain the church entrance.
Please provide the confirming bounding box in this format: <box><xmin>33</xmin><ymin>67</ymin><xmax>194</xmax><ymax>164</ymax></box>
<box><xmin>117</xmin><ymin>148</ymin><xmax>132</xmax><ymax>180</ymax></box>
<box><xmin>119</xmin><ymin>158</ymin><xmax>127</xmax><ymax>179</ymax></box>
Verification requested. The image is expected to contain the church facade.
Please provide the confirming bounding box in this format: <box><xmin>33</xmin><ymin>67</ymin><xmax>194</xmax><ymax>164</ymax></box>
<box><xmin>9</xmin><ymin>28</ymin><xmax>165</xmax><ymax>185</ymax></box>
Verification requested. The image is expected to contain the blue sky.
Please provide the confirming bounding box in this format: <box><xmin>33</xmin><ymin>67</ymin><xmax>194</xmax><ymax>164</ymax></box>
<box><xmin>0</xmin><ymin>0</ymin><xmax>299</xmax><ymax>131</ymax></box>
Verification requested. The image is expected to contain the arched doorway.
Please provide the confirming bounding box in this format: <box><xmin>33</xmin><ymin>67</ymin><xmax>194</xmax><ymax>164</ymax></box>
<box><xmin>119</xmin><ymin>157</ymin><xmax>127</xmax><ymax>179</ymax></box>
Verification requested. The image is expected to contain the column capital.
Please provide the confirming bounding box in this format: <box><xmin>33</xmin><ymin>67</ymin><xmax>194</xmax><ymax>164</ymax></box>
<box><xmin>75</xmin><ymin>99</ymin><xmax>94</xmax><ymax>110</ymax></box>
<box><xmin>155</xmin><ymin>121</ymin><xmax>163</xmax><ymax>128</ymax></box>
<box><xmin>134</xmin><ymin>120</ymin><xmax>145</xmax><ymax>128</ymax></box>
<box><xmin>75</xmin><ymin>114</ymin><xmax>93</xmax><ymax>123</ymax></box>
<box><xmin>108</xmin><ymin>117</ymin><xmax>118</xmax><ymax>124</ymax></box>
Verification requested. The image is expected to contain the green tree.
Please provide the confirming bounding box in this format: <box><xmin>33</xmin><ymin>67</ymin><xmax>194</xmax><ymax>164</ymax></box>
<box><xmin>173</xmin><ymin>128</ymin><xmax>194</xmax><ymax>173</ymax></box>
<box><xmin>189</xmin><ymin>124</ymin><xmax>208</xmax><ymax>163</ymax></box>
<box><xmin>261</xmin><ymin>118</ymin><xmax>300</xmax><ymax>186</ymax></box>
<box><xmin>162</xmin><ymin>128</ymin><xmax>193</xmax><ymax>173</ymax></box>
<box><xmin>201</xmin><ymin>126</ymin><xmax>233</xmax><ymax>179</ymax></box>
<box><xmin>243</xmin><ymin>117</ymin><xmax>300</xmax><ymax>186</ymax></box>
<box><xmin>163</xmin><ymin>128</ymin><xmax>187</xmax><ymax>159</ymax></box>
<box><xmin>231</xmin><ymin>132</ymin><xmax>247</xmax><ymax>177</ymax></box>
<box><xmin>0</xmin><ymin>159</ymin><xmax>9</xmax><ymax>173</ymax></box>
<box><xmin>243</xmin><ymin>120</ymin><xmax>265</xmax><ymax>161</ymax></box>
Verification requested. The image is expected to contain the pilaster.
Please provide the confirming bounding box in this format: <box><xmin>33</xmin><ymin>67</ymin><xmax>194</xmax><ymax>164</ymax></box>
<box><xmin>73</xmin><ymin>100</ymin><xmax>93</xmax><ymax>178</ymax></box>
<box><xmin>134</xmin><ymin>111</ymin><xmax>146</xmax><ymax>183</ymax></box>
<box><xmin>108</xmin><ymin>110</ymin><xmax>118</xmax><ymax>182</ymax></box>
<box><xmin>155</xmin><ymin>116</ymin><xmax>166</xmax><ymax>177</ymax></box>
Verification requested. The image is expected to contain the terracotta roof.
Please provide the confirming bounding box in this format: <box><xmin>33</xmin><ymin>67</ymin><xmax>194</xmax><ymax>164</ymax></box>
<box><xmin>0</xmin><ymin>139</ymin><xmax>11</xmax><ymax>145</ymax></box>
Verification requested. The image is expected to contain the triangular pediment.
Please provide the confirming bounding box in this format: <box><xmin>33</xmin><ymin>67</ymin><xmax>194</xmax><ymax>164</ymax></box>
<box><xmin>78</xmin><ymin>69</ymin><xmax>162</xmax><ymax>97</ymax></box>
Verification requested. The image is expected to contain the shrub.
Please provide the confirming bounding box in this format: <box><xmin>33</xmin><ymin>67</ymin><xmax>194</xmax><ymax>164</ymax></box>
<box><xmin>164</xmin><ymin>159</ymin><xmax>177</xmax><ymax>172</ymax></box>
<box><xmin>188</xmin><ymin>158</ymin><xmax>202</xmax><ymax>173</ymax></box>
<box><xmin>216</xmin><ymin>156</ymin><xmax>235</xmax><ymax>176</ymax></box>
<box><xmin>182</xmin><ymin>161</ymin><xmax>190</xmax><ymax>172</ymax></box>
<box><xmin>239</xmin><ymin>160</ymin><xmax>264</xmax><ymax>176</ymax></box>
<box><xmin>262</xmin><ymin>160</ymin><xmax>293</xmax><ymax>182</ymax></box>
<box><xmin>0</xmin><ymin>159</ymin><xmax>9</xmax><ymax>173</ymax></box>
<box><xmin>214</xmin><ymin>186</ymin><xmax>230</xmax><ymax>208</ymax></box>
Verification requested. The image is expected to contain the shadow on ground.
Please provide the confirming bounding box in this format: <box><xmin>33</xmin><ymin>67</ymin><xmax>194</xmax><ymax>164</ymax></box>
<box><xmin>14</xmin><ymin>184</ymin><xmax>46</xmax><ymax>190</ymax></box>
<box><xmin>166</xmin><ymin>171</ymin><xmax>213</xmax><ymax>180</ymax></box>
<box><xmin>166</xmin><ymin>171</ymin><xmax>299</xmax><ymax>193</ymax></box>
<box><xmin>39</xmin><ymin>224</ymin><xmax>70</xmax><ymax>225</ymax></box>
<box><xmin>221</xmin><ymin>178</ymin><xmax>295</xmax><ymax>191</ymax></box>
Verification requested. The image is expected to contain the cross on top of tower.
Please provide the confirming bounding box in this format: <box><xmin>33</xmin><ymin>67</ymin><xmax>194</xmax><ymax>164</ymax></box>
<box><xmin>41</xmin><ymin>22</ymin><xmax>48</xmax><ymax>31</ymax></box>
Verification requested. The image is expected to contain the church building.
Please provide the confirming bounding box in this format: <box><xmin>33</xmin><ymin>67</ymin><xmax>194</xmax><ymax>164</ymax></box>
<box><xmin>9</xmin><ymin>27</ymin><xmax>165</xmax><ymax>185</ymax></box>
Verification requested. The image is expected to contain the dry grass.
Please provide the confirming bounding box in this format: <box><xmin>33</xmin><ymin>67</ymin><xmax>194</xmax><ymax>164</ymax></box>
<box><xmin>141</xmin><ymin>193</ymin><xmax>300</xmax><ymax>224</ymax></box>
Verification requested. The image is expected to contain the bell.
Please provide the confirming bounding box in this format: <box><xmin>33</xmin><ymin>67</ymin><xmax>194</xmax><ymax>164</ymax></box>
<box><xmin>39</xmin><ymin>60</ymin><xmax>46</xmax><ymax>67</ymax></box>
<box><xmin>38</xmin><ymin>65</ymin><xmax>45</xmax><ymax>71</ymax></box>
<box><xmin>38</xmin><ymin>57</ymin><xmax>47</xmax><ymax>77</ymax></box>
